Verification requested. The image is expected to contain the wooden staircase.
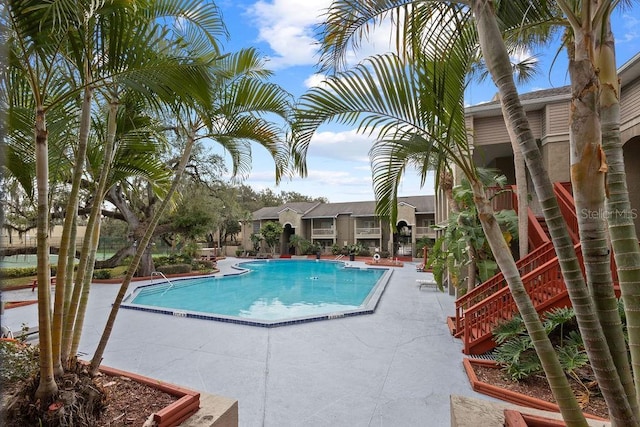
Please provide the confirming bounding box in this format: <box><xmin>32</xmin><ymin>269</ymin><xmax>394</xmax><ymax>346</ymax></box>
<box><xmin>452</xmin><ymin>183</ymin><xmax>583</xmax><ymax>355</ymax></box>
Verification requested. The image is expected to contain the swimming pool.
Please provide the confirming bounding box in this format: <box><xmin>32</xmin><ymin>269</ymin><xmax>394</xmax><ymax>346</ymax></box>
<box><xmin>122</xmin><ymin>260</ymin><xmax>392</xmax><ymax>327</ymax></box>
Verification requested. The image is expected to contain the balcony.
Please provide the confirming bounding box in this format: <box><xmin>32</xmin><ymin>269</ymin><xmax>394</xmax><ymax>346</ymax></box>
<box><xmin>355</xmin><ymin>227</ymin><xmax>381</xmax><ymax>237</ymax></box>
<box><xmin>414</xmin><ymin>227</ymin><xmax>436</xmax><ymax>238</ymax></box>
<box><xmin>311</xmin><ymin>228</ymin><xmax>335</xmax><ymax>238</ymax></box>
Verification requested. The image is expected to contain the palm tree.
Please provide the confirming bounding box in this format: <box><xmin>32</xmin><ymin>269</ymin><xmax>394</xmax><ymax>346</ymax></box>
<box><xmin>293</xmin><ymin>45</ymin><xmax>588</xmax><ymax>425</ymax></box>
<box><xmin>6</xmin><ymin>0</ymin><xmax>81</xmax><ymax>403</ymax></box>
<box><xmin>89</xmin><ymin>47</ymin><xmax>294</xmax><ymax>374</ymax></box>
<box><xmin>590</xmin><ymin>3</ymin><xmax>640</xmax><ymax>406</ymax></box>
<box><xmin>472</xmin><ymin>1</ymin><xmax>636</xmax><ymax>422</ymax></box>
<box><xmin>297</xmin><ymin>0</ymin><xmax>640</xmax><ymax>424</ymax></box>
<box><xmin>6</xmin><ymin>0</ymin><xmax>224</xmax><ymax>406</ymax></box>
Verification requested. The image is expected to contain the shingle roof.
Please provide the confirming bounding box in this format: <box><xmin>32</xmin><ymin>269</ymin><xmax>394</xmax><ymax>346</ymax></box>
<box><xmin>253</xmin><ymin>202</ymin><xmax>320</xmax><ymax>220</ymax></box>
<box><xmin>303</xmin><ymin>200</ymin><xmax>376</xmax><ymax>218</ymax></box>
<box><xmin>398</xmin><ymin>195</ymin><xmax>435</xmax><ymax>214</ymax></box>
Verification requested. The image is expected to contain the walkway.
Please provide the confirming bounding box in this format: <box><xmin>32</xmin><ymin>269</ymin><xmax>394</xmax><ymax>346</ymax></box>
<box><xmin>2</xmin><ymin>258</ymin><xmax>485</xmax><ymax>426</ymax></box>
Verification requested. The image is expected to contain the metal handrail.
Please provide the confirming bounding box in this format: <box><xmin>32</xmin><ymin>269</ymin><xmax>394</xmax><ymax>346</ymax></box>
<box><xmin>151</xmin><ymin>271</ymin><xmax>177</xmax><ymax>297</ymax></box>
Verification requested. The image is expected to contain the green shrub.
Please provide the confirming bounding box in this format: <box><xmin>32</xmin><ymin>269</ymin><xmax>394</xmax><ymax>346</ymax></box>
<box><xmin>93</xmin><ymin>269</ymin><xmax>112</xmax><ymax>280</ymax></box>
<box><xmin>331</xmin><ymin>244</ymin><xmax>341</xmax><ymax>255</ymax></box>
<box><xmin>156</xmin><ymin>264</ymin><xmax>192</xmax><ymax>275</ymax></box>
<box><xmin>358</xmin><ymin>247</ymin><xmax>371</xmax><ymax>257</ymax></box>
<box><xmin>0</xmin><ymin>266</ymin><xmax>65</xmax><ymax>279</ymax></box>
<box><xmin>0</xmin><ymin>267</ymin><xmax>37</xmax><ymax>279</ymax></box>
<box><xmin>235</xmin><ymin>249</ymin><xmax>244</xmax><ymax>257</ymax></box>
<box><xmin>153</xmin><ymin>253</ymin><xmax>192</xmax><ymax>266</ymax></box>
<box><xmin>492</xmin><ymin>307</ymin><xmax>588</xmax><ymax>381</ymax></box>
<box><xmin>192</xmin><ymin>260</ymin><xmax>215</xmax><ymax>271</ymax></box>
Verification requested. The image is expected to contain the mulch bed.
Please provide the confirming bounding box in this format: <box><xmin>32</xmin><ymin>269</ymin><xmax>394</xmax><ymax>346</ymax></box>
<box><xmin>473</xmin><ymin>364</ymin><xmax>609</xmax><ymax>419</ymax></box>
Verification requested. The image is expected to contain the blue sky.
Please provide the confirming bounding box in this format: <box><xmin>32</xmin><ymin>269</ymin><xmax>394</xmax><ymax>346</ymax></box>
<box><xmin>212</xmin><ymin>1</ymin><xmax>640</xmax><ymax>203</ymax></box>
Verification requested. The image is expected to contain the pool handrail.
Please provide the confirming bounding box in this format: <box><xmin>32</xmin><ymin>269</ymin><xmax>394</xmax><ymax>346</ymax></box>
<box><xmin>151</xmin><ymin>271</ymin><xmax>177</xmax><ymax>296</ymax></box>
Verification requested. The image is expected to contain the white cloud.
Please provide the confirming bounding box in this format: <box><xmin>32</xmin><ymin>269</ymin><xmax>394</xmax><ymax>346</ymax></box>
<box><xmin>307</xmin><ymin>129</ymin><xmax>374</xmax><ymax>163</ymax></box>
<box><xmin>619</xmin><ymin>14</ymin><xmax>639</xmax><ymax>43</ymax></box>
<box><xmin>247</xmin><ymin>0</ymin><xmax>331</xmax><ymax>68</ymax></box>
<box><xmin>304</xmin><ymin>73</ymin><xmax>329</xmax><ymax>89</ymax></box>
<box><xmin>247</xmin><ymin>0</ymin><xmax>398</xmax><ymax>69</ymax></box>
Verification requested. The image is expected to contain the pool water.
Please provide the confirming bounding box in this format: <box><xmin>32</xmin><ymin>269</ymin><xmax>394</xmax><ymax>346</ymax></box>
<box><xmin>125</xmin><ymin>260</ymin><xmax>391</xmax><ymax>326</ymax></box>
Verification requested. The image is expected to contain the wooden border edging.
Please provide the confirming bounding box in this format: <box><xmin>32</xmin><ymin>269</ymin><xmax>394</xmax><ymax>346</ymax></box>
<box><xmin>98</xmin><ymin>365</ymin><xmax>200</xmax><ymax>427</ymax></box>
<box><xmin>462</xmin><ymin>358</ymin><xmax>607</xmax><ymax>422</ymax></box>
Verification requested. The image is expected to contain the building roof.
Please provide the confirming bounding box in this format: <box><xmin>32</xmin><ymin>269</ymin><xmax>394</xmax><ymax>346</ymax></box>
<box><xmin>398</xmin><ymin>195</ymin><xmax>435</xmax><ymax>214</ymax></box>
<box><xmin>252</xmin><ymin>195</ymin><xmax>435</xmax><ymax>220</ymax></box>
<box><xmin>252</xmin><ymin>202</ymin><xmax>320</xmax><ymax>220</ymax></box>
<box><xmin>466</xmin><ymin>53</ymin><xmax>640</xmax><ymax>119</ymax></box>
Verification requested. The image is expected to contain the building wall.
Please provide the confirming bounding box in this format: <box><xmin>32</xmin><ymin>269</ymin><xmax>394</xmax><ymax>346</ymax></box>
<box><xmin>335</xmin><ymin>215</ymin><xmax>352</xmax><ymax>247</ymax></box>
<box><xmin>624</xmin><ymin>136</ymin><xmax>640</xmax><ymax>235</ymax></box>
<box><xmin>621</xmin><ymin>78</ymin><xmax>640</xmax><ymax>128</ymax></box>
<box><xmin>279</xmin><ymin>210</ymin><xmax>302</xmax><ymax>229</ymax></box>
<box><xmin>397</xmin><ymin>204</ymin><xmax>417</xmax><ymax>226</ymax></box>
<box><xmin>472</xmin><ymin>116</ymin><xmax>510</xmax><ymax>146</ymax></box>
<box><xmin>544</xmin><ymin>102</ymin><xmax>570</xmax><ymax>136</ymax></box>
<box><xmin>541</xmin><ymin>141</ymin><xmax>571</xmax><ymax>184</ymax></box>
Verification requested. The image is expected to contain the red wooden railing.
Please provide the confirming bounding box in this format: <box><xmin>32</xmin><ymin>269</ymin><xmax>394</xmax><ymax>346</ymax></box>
<box><xmin>508</xmin><ymin>185</ymin><xmax>550</xmax><ymax>250</ymax></box>
<box><xmin>454</xmin><ymin>241</ymin><xmax>556</xmax><ymax>337</ymax></box>
<box><xmin>453</xmin><ymin>181</ymin><xmax>623</xmax><ymax>354</ymax></box>
<box><xmin>553</xmin><ymin>182</ymin><xmax>580</xmax><ymax>244</ymax></box>
<box><xmin>461</xmin><ymin>245</ymin><xmax>582</xmax><ymax>354</ymax></box>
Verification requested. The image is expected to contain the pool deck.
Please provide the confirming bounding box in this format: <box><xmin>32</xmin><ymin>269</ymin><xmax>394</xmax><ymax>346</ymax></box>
<box><xmin>1</xmin><ymin>258</ymin><xmax>488</xmax><ymax>426</ymax></box>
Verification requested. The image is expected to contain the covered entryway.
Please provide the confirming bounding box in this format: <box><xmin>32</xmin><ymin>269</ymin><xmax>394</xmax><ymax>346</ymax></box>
<box><xmin>282</xmin><ymin>223</ymin><xmax>296</xmax><ymax>255</ymax></box>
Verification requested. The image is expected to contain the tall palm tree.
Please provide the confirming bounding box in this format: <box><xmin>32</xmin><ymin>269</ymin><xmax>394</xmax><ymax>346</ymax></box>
<box><xmin>298</xmin><ymin>0</ymin><xmax>640</xmax><ymax>424</ymax></box>
<box><xmin>6</xmin><ymin>0</ymin><xmax>223</xmax><ymax>406</ymax></box>
<box><xmin>293</xmin><ymin>46</ymin><xmax>588</xmax><ymax>425</ymax></box>
<box><xmin>89</xmin><ymin>47</ymin><xmax>294</xmax><ymax>374</ymax></box>
<box><xmin>6</xmin><ymin>0</ymin><xmax>81</xmax><ymax>403</ymax></box>
<box><xmin>472</xmin><ymin>1</ymin><xmax>636</xmax><ymax>422</ymax></box>
<box><xmin>596</xmin><ymin>14</ymin><xmax>640</xmax><ymax>404</ymax></box>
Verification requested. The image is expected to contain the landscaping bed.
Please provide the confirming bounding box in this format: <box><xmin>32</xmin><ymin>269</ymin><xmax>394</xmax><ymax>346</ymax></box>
<box><xmin>464</xmin><ymin>358</ymin><xmax>609</xmax><ymax>421</ymax></box>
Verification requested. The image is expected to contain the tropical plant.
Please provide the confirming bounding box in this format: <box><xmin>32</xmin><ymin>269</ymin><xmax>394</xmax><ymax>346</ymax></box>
<box><xmin>250</xmin><ymin>233</ymin><xmax>263</xmax><ymax>252</ymax></box>
<box><xmin>260</xmin><ymin>221</ymin><xmax>284</xmax><ymax>255</ymax></box>
<box><xmin>292</xmin><ymin>1</ymin><xmax>624</xmax><ymax>424</ymax></box>
<box><xmin>289</xmin><ymin>235</ymin><xmax>314</xmax><ymax>255</ymax></box>
<box><xmin>493</xmin><ymin>308</ymin><xmax>589</xmax><ymax>386</ymax></box>
<box><xmin>88</xmin><ymin>46</ymin><xmax>294</xmax><ymax>375</ymax></box>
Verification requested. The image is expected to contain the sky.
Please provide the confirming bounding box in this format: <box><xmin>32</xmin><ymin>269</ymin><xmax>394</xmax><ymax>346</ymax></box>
<box><xmin>210</xmin><ymin>0</ymin><xmax>640</xmax><ymax>203</ymax></box>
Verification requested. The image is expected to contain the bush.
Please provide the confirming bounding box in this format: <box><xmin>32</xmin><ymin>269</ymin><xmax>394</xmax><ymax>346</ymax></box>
<box><xmin>358</xmin><ymin>247</ymin><xmax>371</xmax><ymax>257</ymax></box>
<box><xmin>0</xmin><ymin>267</ymin><xmax>37</xmax><ymax>279</ymax></box>
<box><xmin>191</xmin><ymin>260</ymin><xmax>215</xmax><ymax>271</ymax></box>
<box><xmin>0</xmin><ymin>266</ymin><xmax>64</xmax><ymax>278</ymax></box>
<box><xmin>153</xmin><ymin>253</ymin><xmax>192</xmax><ymax>266</ymax></box>
<box><xmin>235</xmin><ymin>249</ymin><xmax>244</xmax><ymax>257</ymax></box>
<box><xmin>380</xmin><ymin>250</ymin><xmax>390</xmax><ymax>259</ymax></box>
<box><xmin>93</xmin><ymin>269</ymin><xmax>112</xmax><ymax>280</ymax></box>
<box><xmin>156</xmin><ymin>264</ymin><xmax>192</xmax><ymax>275</ymax></box>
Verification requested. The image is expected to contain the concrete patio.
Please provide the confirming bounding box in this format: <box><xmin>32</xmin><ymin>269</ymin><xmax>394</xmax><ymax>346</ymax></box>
<box><xmin>2</xmin><ymin>258</ymin><xmax>487</xmax><ymax>426</ymax></box>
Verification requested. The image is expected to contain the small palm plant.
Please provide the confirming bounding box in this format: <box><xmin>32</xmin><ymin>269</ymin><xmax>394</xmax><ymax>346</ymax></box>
<box><xmin>493</xmin><ymin>307</ymin><xmax>589</xmax><ymax>385</ymax></box>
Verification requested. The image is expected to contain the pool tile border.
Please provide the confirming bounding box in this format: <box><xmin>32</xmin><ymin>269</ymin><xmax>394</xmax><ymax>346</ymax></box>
<box><xmin>120</xmin><ymin>261</ymin><xmax>393</xmax><ymax>328</ymax></box>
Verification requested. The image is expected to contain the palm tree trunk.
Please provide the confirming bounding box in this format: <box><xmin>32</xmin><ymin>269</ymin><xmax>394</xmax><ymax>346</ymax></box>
<box><xmin>34</xmin><ymin>106</ymin><xmax>58</xmax><ymax>404</ymax></box>
<box><xmin>570</xmin><ymin>20</ymin><xmax>637</xmax><ymax>421</ymax></box>
<box><xmin>89</xmin><ymin>126</ymin><xmax>198</xmax><ymax>375</ymax></box>
<box><xmin>62</xmin><ymin>99</ymin><xmax>117</xmax><ymax>364</ymax></box>
<box><xmin>470</xmin><ymin>178</ymin><xmax>587</xmax><ymax>425</ymax></box>
<box><xmin>52</xmin><ymin>81</ymin><xmax>93</xmax><ymax>375</ymax></box>
<box><xmin>500</xmin><ymin>101</ymin><xmax>528</xmax><ymax>257</ymax></box>
<box><xmin>70</xmin><ymin>219</ymin><xmax>101</xmax><ymax>358</ymax></box>
<box><xmin>471</xmin><ymin>0</ymin><xmax>635</xmax><ymax>423</ymax></box>
<box><xmin>597</xmin><ymin>19</ymin><xmax>640</xmax><ymax>414</ymax></box>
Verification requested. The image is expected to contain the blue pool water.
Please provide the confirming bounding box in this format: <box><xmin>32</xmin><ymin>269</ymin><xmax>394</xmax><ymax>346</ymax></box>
<box><xmin>125</xmin><ymin>260</ymin><xmax>391</xmax><ymax>326</ymax></box>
